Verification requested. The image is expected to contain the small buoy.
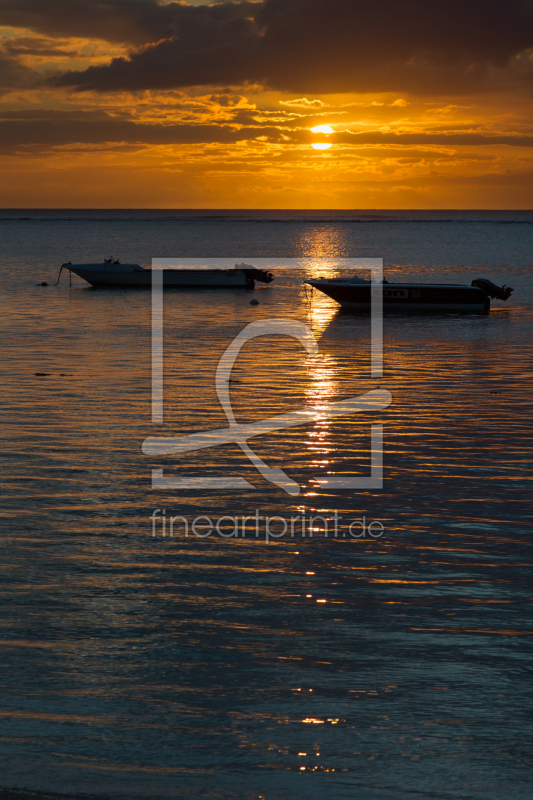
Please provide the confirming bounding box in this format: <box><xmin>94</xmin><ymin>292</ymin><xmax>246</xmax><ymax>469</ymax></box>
<box><xmin>250</xmin><ymin>298</ymin><xmax>259</xmax><ymax>306</ymax></box>
<box><xmin>40</xmin><ymin>282</ymin><xmax>48</xmax><ymax>286</ymax></box>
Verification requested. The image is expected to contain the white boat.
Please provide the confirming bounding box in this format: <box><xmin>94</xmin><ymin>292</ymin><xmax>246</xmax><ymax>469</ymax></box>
<box><xmin>57</xmin><ymin>259</ymin><xmax>274</xmax><ymax>289</ymax></box>
<box><xmin>307</xmin><ymin>275</ymin><xmax>513</xmax><ymax>313</ymax></box>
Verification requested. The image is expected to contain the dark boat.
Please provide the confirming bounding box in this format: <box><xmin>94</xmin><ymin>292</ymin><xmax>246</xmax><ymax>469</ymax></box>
<box><xmin>306</xmin><ymin>276</ymin><xmax>513</xmax><ymax>314</ymax></box>
<box><xmin>55</xmin><ymin>260</ymin><xmax>274</xmax><ymax>289</ymax></box>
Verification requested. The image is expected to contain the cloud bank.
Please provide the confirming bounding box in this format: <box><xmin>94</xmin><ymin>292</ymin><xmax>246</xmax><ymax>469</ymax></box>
<box><xmin>37</xmin><ymin>0</ymin><xmax>533</xmax><ymax>95</ymax></box>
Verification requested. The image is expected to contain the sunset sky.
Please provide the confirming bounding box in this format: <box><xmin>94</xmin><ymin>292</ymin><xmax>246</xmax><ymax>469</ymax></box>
<box><xmin>1</xmin><ymin>0</ymin><xmax>533</xmax><ymax>208</ymax></box>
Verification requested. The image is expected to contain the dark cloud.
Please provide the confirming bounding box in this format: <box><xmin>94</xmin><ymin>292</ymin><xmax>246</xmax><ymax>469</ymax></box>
<box><xmin>3</xmin><ymin>36</ymin><xmax>80</xmax><ymax>57</ymax></box>
<box><xmin>331</xmin><ymin>131</ymin><xmax>533</xmax><ymax>147</ymax></box>
<box><xmin>48</xmin><ymin>0</ymin><xmax>533</xmax><ymax>95</ymax></box>
<box><xmin>1</xmin><ymin>110</ymin><xmax>532</xmax><ymax>154</ymax></box>
<box><xmin>0</xmin><ymin>0</ymin><xmax>183</xmax><ymax>46</ymax></box>
<box><xmin>0</xmin><ymin>109</ymin><xmax>133</xmax><ymax>120</ymax></box>
<box><xmin>0</xmin><ymin>52</ymin><xmax>40</xmax><ymax>92</ymax></box>
<box><xmin>0</xmin><ymin>0</ymin><xmax>260</xmax><ymax>46</ymax></box>
<box><xmin>0</xmin><ymin>110</ymin><xmax>285</xmax><ymax>153</ymax></box>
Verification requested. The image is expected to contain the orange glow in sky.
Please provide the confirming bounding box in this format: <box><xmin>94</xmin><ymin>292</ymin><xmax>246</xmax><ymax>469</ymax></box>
<box><xmin>1</xmin><ymin>1</ymin><xmax>532</xmax><ymax>208</ymax></box>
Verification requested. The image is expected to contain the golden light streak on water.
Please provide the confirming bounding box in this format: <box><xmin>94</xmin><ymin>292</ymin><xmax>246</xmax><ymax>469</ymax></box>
<box><xmin>0</xmin><ymin>212</ymin><xmax>531</xmax><ymax>798</ymax></box>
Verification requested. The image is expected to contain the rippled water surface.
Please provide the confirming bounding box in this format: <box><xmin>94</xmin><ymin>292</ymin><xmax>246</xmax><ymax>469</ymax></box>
<box><xmin>1</xmin><ymin>212</ymin><xmax>532</xmax><ymax>800</ymax></box>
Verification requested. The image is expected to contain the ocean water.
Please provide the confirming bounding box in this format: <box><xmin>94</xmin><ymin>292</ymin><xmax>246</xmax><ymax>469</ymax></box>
<box><xmin>0</xmin><ymin>210</ymin><xmax>532</xmax><ymax>800</ymax></box>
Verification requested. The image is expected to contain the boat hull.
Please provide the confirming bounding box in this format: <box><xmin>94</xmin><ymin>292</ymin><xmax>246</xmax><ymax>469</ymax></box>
<box><xmin>307</xmin><ymin>281</ymin><xmax>490</xmax><ymax>313</ymax></box>
<box><xmin>70</xmin><ymin>267</ymin><xmax>250</xmax><ymax>288</ymax></box>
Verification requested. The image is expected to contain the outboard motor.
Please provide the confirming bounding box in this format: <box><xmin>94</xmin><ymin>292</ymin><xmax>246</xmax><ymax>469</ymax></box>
<box><xmin>240</xmin><ymin>268</ymin><xmax>274</xmax><ymax>288</ymax></box>
<box><xmin>235</xmin><ymin>263</ymin><xmax>274</xmax><ymax>288</ymax></box>
<box><xmin>471</xmin><ymin>279</ymin><xmax>513</xmax><ymax>301</ymax></box>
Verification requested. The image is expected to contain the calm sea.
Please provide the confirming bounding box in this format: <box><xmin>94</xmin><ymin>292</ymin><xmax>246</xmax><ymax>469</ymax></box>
<box><xmin>1</xmin><ymin>210</ymin><xmax>532</xmax><ymax>800</ymax></box>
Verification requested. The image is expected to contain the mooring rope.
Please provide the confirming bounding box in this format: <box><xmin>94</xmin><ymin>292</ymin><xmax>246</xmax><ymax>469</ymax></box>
<box><xmin>52</xmin><ymin>263</ymin><xmax>72</xmax><ymax>286</ymax></box>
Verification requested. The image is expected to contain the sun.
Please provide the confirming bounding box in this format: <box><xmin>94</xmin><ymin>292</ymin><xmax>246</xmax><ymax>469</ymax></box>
<box><xmin>310</xmin><ymin>124</ymin><xmax>333</xmax><ymax>150</ymax></box>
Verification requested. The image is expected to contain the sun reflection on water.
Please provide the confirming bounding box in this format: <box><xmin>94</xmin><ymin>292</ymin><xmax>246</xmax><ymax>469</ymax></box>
<box><xmin>304</xmin><ymin>354</ymin><xmax>339</xmax><ymax>470</ymax></box>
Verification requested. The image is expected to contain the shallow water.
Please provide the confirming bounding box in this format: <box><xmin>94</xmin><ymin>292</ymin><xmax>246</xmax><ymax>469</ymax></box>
<box><xmin>0</xmin><ymin>212</ymin><xmax>532</xmax><ymax>799</ymax></box>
